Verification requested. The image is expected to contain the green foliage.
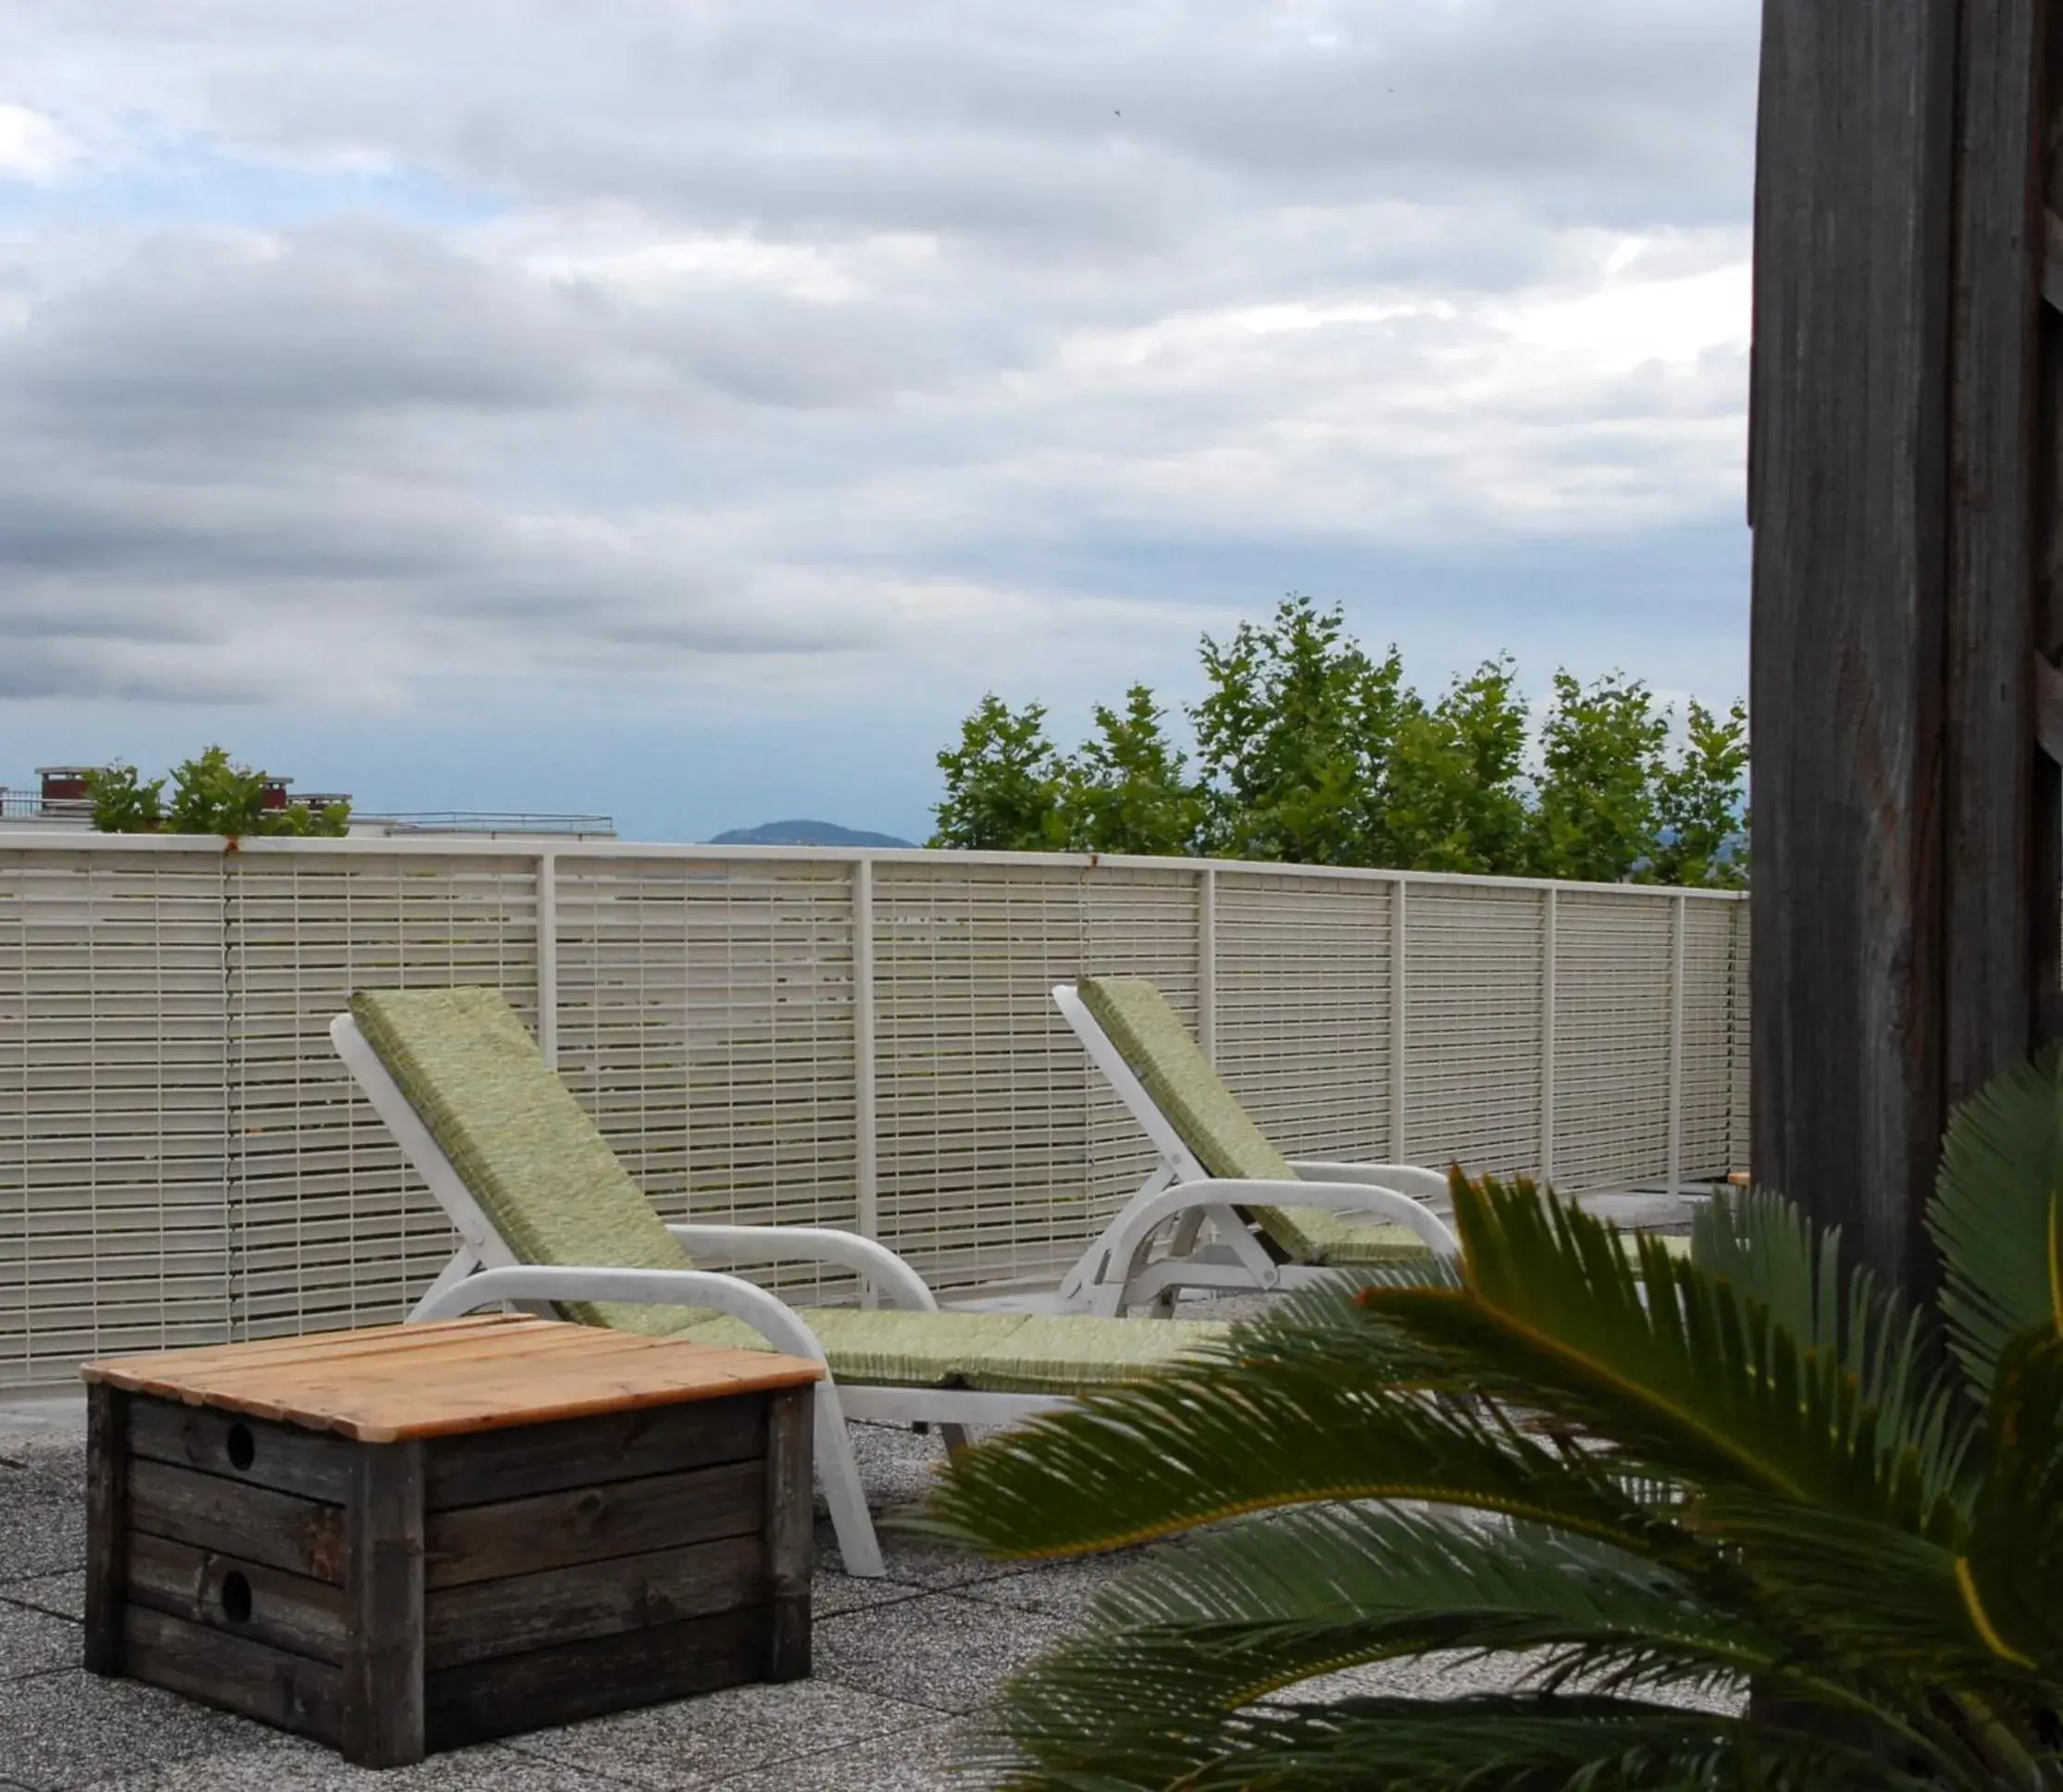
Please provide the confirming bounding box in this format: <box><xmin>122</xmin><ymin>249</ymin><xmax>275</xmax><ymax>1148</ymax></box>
<box><xmin>1649</xmin><ymin>699</ymin><xmax>1751</xmax><ymax>889</ymax></box>
<box><xmin>1928</xmin><ymin>1048</ymin><xmax>2063</xmax><ymax>1401</ymax></box>
<box><xmin>1383</xmin><ymin>654</ymin><xmax>1531</xmax><ymax>874</ymax></box>
<box><xmin>929</xmin><ymin>697</ymin><xmax>1071</xmax><ymax>852</ymax></box>
<box><xmin>922</xmin><ymin>1062</ymin><xmax>2063</xmax><ymax>1790</ymax></box>
<box><xmin>929</xmin><ymin>595</ymin><xmax>1748</xmax><ymax>884</ymax></box>
<box><xmin>86</xmin><ymin>747</ymin><xmax>350</xmax><ymax>840</ymax></box>
<box><xmin>1061</xmin><ymin>685</ymin><xmax>1207</xmax><ymax>858</ymax></box>
<box><xmin>84</xmin><ymin>763</ymin><xmax>165</xmax><ymax>834</ymax></box>
<box><xmin>1526</xmin><ymin>671</ymin><xmax>1670</xmax><ymax>882</ymax></box>
<box><xmin>1191</xmin><ymin>596</ymin><xmax>1411</xmax><ymax>865</ymax></box>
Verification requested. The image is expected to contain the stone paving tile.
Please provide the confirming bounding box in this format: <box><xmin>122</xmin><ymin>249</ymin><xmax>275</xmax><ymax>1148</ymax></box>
<box><xmin>812</xmin><ymin>1568</ymin><xmax>931</xmax><ymax>1621</ymax></box>
<box><xmin>0</xmin><ymin>1574</ymin><xmax>85</xmax><ymax>1624</ymax></box>
<box><xmin>949</xmin><ymin>1549</ymin><xmax>1145</xmax><ymax>1621</ymax></box>
<box><xmin>75</xmin><ymin>1738</ymin><xmax>622</xmax><ymax>1791</ymax></box>
<box><xmin>0</xmin><ymin>1449</ymin><xmax>86</xmax><ymax>1583</ymax></box>
<box><xmin>706</xmin><ymin>1717</ymin><xmax>976</xmax><ymax>1791</ymax></box>
<box><xmin>0</xmin><ymin>1603</ymin><xmax>79</xmax><ymax>1680</ymax></box>
<box><xmin>506</xmin><ymin>1676</ymin><xmax>944</xmax><ymax>1790</ymax></box>
<box><xmin>0</xmin><ymin>1670</ymin><xmax>284</xmax><ymax>1791</ymax></box>
<box><xmin>812</xmin><ymin>1589</ymin><xmax>1072</xmax><ymax>1718</ymax></box>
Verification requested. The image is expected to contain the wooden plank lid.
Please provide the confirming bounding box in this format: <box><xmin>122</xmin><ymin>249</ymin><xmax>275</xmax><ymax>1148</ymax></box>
<box><xmin>81</xmin><ymin>1316</ymin><xmax>823</xmax><ymax>1443</ymax></box>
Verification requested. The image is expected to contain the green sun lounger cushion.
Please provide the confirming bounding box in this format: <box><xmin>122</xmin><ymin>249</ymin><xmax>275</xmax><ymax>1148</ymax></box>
<box><xmin>677</xmin><ymin>1309</ymin><xmax>1226</xmax><ymax>1394</ymax></box>
<box><xmin>351</xmin><ymin>986</ymin><xmax>710</xmax><ymax>1336</ymax></box>
<box><xmin>1075</xmin><ymin>974</ymin><xmax>1429</xmax><ymax>1266</ymax></box>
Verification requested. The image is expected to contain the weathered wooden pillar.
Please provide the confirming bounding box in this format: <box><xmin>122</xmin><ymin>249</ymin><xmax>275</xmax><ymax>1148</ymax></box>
<box><xmin>1750</xmin><ymin>0</ymin><xmax>2055</xmax><ymax>1296</ymax></box>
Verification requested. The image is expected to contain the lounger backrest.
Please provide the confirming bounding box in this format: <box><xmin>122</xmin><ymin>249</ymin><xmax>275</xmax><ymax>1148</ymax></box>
<box><xmin>351</xmin><ymin>986</ymin><xmax>703</xmax><ymax>1335</ymax></box>
<box><xmin>1079</xmin><ymin>974</ymin><xmax>1361</xmax><ymax>1264</ymax></box>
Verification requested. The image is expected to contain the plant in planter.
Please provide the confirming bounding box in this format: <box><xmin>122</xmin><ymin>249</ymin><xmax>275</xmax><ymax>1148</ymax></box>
<box><xmin>88</xmin><ymin>748</ymin><xmax>349</xmax><ymax>839</ymax></box>
<box><xmin>923</xmin><ymin>1057</ymin><xmax>2063</xmax><ymax>1789</ymax></box>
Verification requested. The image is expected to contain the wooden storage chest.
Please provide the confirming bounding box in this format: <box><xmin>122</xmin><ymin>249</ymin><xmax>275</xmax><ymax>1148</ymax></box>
<box><xmin>81</xmin><ymin>1315</ymin><xmax>822</xmax><ymax>1767</ymax></box>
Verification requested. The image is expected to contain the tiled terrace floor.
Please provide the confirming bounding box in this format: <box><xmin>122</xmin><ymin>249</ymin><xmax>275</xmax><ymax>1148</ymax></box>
<box><xmin>0</xmin><ymin>1213</ymin><xmax>1711</xmax><ymax>1791</ymax></box>
<box><xmin>0</xmin><ymin>1410</ymin><xmax>1114</xmax><ymax>1791</ymax></box>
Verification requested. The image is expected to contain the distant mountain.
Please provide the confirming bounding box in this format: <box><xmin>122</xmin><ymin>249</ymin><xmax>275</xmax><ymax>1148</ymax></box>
<box><xmin>709</xmin><ymin>819</ymin><xmax>916</xmax><ymax>849</ymax></box>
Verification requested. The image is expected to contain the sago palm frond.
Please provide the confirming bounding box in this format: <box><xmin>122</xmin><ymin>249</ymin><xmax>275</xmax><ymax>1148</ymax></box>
<box><xmin>1361</xmin><ymin>1176</ymin><xmax>1974</xmax><ymax>1535</ymax></box>
<box><xmin>1929</xmin><ymin>1049</ymin><xmax>2063</xmax><ymax>1400</ymax></box>
<box><xmin>916</xmin><ymin>1319</ymin><xmax>1680</xmax><ymax>1562</ymax></box>
<box><xmin>1961</xmin><ymin>1329</ymin><xmax>2063</xmax><ymax>1680</ymax></box>
<box><xmin>1692</xmin><ymin>1186</ymin><xmax>1967</xmax><ymax>1503</ymax></box>
<box><xmin>968</xmin><ymin>1688</ymin><xmax>1937</xmax><ymax>1792</ymax></box>
<box><xmin>1048</xmin><ymin>1507</ymin><xmax>1769</xmax><ymax>1713</ymax></box>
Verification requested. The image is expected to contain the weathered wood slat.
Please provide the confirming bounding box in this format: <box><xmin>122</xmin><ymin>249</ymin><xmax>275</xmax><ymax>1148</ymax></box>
<box><xmin>82</xmin><ymin>1316</ymin><xmax>531</xmax><ymax>1386</ymax></box>
<box><xmin>1944</xmin><ymin>0</ymin><xmax>2047</xmax><ymax>1121</ymax></box>
<box><xmin>425</xmin><ymin>1607</ymin><xmax>772</xmax><ymax>1750</ymax></box>
<box><xmin>424</xmin><ymin>1534</ymin><xmax>763</xmax><ymax>1670</ymax></box>
<box><xmin>85</xmin><ymin>1319</ymin><xmax>820</xmax><ymax>1442</ymax></box>
<box><xmin>129</xmin><ymin>1457</ymin><xmax>346</xmax><ymax>1583</ymax></box>
<box><xmin>123</xmin><ymin>1602</ymin><xmax>343</xmax><ymax>1743</ymax></box>
<box><xmin>83</xmin><ymin>1383</ymin><xmax>127</xmax><ymax>1675</ymax></box>
<box><xmin>425</xmin><ymin>1458</ymin><xmax>764</xmax><ymax>1588</ymax></box>
<box><xmin>763</xmin><ymin>1386</ymin><xmax>813</xmax><ymax>1681</ymax></box>
<box><xmin>126</xmin><ymin>1529</ymin><xmax>350</xmax><ymax>1665</ymax></box>
<box><xmin>425</xmin><ymin>1398</ymin><xmax>764</xmax><ymax>1511</ymax></box>
<box><xmin>1751</xmin><ymin>0</ymin><xmax>1962</xmax><ymax>1288</ymax></box>
<box><xmin>342</xmin><ymin>1441</ymin><xmax>425</xmax><ymax>1767</ymax></box>
<box><xmin>128</xmin><ymin>1398</ymin><xmax>355</xmax><ymax>1503</ymax></box>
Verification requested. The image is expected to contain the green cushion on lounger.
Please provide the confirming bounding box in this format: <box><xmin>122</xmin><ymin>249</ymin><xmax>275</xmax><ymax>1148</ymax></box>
<box><xmin>677</xmin><ymin>1308</ymin><xmax>1224</xmax><ymax>1394</ymax></box>
<box><xmin>1075</xmin><ymin>974</ymin><xmax>1426</xmax><ymax>1266</ymax></box>
<box><xmin>351</xmin><ymin>986</ymin><xmax>709</xmax><ymax>1337</ymax></box>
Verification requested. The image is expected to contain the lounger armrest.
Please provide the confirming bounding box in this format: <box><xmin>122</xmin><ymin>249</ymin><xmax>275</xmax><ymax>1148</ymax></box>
<box><xmin>1096</xmin><ymin>1177</ymin><xmax>1460</xmax><ymax>1288</ymax></box>
<box><xmin>665</xmin><ymin>1225</ymin><xmax>939</xmax><ymax>1313</ymax></box>
<box><xmin>412</xmin><ymin>1264</ymin><xmax>831</xmax><ymax>1368</ymax></box>
<box><xmin>1288</xmin><ymin>1161</ymin><xmax>1454</xmax><ymax>1205</ymax></box>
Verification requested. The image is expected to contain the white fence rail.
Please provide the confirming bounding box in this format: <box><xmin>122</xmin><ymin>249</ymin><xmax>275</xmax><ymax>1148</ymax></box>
<box><xmin>0</xmin><ymin>836</ymin><xmax>1749</xmax><ymax>1388</ymax></box>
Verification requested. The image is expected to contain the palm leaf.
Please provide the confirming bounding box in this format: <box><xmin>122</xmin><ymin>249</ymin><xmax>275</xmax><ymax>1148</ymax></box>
<box><xmin>1055</xmin><ymin>1507</ymin><xmax>1770</xmax><ymax>1708</ymax></box>
<box><xmin>996</xmin><ymin>1505</ymin><xmax>1966</xmax><ymax>1779</ymax></box>
<box><xmin>1362</xmin><ymin>1177</ymin><xmax>1973</xmax><ymax>1534</ymax></box>
<box><xmin>1929</xmin><ymin>1050</ymin><xmax>2063</xmax><ymax>1400</ymax></box>
<box><xmin>1687</xmin><ymin>1490</ymin><xmax>2038</xmax><ymax>1687</ymax></box>
<box><xmin>916</xmin><ymin>1332</ymin><xmax>1683</xmax><ymax>1562</ymax></box>
<box><xmin>970</xmin><ymin>1690</ymin><xmax>1933</xmax><ymax>1792</ymax></box>
<box><xmin>1962</xmin><ymin>1328</ymin><xmax>2063</xmax><ymax>1680</ymax></box>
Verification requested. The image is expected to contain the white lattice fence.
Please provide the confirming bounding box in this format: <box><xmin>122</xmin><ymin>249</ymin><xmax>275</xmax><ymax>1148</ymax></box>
<box><xmin>0</xmin><ymin>837</ymin><xmax>1750</xmax><ymax>1388</ymax></box>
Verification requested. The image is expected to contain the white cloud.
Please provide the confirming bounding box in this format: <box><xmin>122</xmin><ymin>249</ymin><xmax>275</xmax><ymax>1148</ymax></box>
<box><xmin>0</xmin><ymin>2</ymin><xmax>1759</xmax><ymax>832</ymax></box>
<box><xmin>0</xmin><ymin>101</ymin><xmax>73</xmax><ymax>180</ymax></box>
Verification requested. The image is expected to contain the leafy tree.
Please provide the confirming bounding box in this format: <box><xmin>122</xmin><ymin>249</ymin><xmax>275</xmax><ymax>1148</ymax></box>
<box><xmin>1381</xmin><ymin>655</ymin><xmax>1531</xmax><ymax>874</ymax></box>
<box><xmin>928</xmin><ymin>602</ymin><xmax>1749</xmax><ymax>886</ymax></box>
<box><xmin>84</xmin><ymin>762</ymin><xmax>165</xmax><ymax>834</ymax></box>
<box><xmin>88</xmin><ymin>747</ymin><xmax>350</xmax><ymax>839</ymax></box>
<box><xmin>1191</xmin><ymin>595</ymin><xmax>1411</xmax><ymax>865</ymax></box>
<box><xmin>1649</xmin><ymin>698</ymin><xmax>1750</xmax><ymax>889</ymax></box>
<box><xmin>929</xmin><ymin>696</ymin><xmax>1070</xmax><ymax>852</ymax></box>
<box><xmin>924</xmin><ymin>1054</ymin><xmax>2063</xmax><ymax>1790</ymax></box>
<box><xmin>1527</xmin><ymin>672</ymin><xmax>1670</xmax><ymax>882</ymax></box>
<box><xmin>1061</xmin><ymin>684</ymin><xmax>1206</xmax><ymax>857</ymax></box>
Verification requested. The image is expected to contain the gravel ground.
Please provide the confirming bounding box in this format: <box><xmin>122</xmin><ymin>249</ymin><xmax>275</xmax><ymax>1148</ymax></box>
<box><xmin>0</xmin><ymin>1257</ymin><xmax>1728</xmax><ymax>1790</ymax></box>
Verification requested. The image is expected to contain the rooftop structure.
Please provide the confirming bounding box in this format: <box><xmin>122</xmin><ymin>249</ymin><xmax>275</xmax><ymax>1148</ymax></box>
<box><xmin>0</xmin><ymin>768</ymin><xmax>615</xmax><ymax>840</ymax></box>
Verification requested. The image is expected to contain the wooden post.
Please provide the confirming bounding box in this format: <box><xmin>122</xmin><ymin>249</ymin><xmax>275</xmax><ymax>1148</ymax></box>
<box><xmin>1751</xmin><ymin>0</ymin><xmax>2053</xmax><ymax>1296</ymax></box>
<box><xmin>83</xmin><ymin>1382</ymin><xmax>129</xmax><ymax>1676</ymax></box>
<box><xmin>762</xmin><ymin>1387</ymin><xmax>814</xmax><ymax>1682</ymax></box>
<box><xmin>343</xmin><ymin>1439</ymin><xmax>425</xmax><ymax>1768</ymax></box>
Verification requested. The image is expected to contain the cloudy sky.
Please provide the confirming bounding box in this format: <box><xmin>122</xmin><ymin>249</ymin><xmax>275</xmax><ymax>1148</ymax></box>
<box><xmin>0</xmin><ymin>2</ymin><xmax>1758</xmax><ymax>842</ymax></box>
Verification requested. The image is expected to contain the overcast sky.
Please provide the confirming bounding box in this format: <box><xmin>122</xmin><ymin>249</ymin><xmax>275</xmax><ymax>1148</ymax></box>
<box><xmin>0</xmin><ymin>2</ymin><xmax>1758</xmax><ymax>842</ymax></box>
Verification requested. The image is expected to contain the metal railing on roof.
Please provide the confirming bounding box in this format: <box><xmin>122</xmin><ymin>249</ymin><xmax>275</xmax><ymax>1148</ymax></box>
<box><xmin>353</xmin><ymin>811</ymin><xmax>617</xmax><ymax>839</ymax></box>
<box><xmin>0</xmin><ymin>834</ymin><xmax>1749</xmax><ymax>1388</ymax></box>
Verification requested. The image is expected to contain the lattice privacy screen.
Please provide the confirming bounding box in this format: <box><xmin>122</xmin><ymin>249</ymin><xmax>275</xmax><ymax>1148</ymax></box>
<box><xmin>0</xmin><ymin>840</ymin><xmax>1749</xmax><ymax>1387</ymax></box>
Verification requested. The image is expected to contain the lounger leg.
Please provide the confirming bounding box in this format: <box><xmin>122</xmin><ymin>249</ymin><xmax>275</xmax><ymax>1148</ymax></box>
<box><xmin>811</xmin><ymin>1383</ymin><xmax>885</xmax><ymax>1578</ymax></box>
